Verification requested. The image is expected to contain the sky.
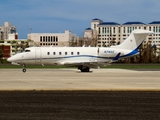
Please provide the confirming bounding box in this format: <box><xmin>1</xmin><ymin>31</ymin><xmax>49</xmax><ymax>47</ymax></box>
<box><xmin>0</xmin><ymin>0</ymin><xmax>160</xmax><ymax>39</ymax></box>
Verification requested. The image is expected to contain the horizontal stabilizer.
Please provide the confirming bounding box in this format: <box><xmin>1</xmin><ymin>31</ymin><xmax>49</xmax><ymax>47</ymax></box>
<box><xmin>133</xmin><ymin>30</ymin><xmax>154</xmax><ymax>34</ymax></box>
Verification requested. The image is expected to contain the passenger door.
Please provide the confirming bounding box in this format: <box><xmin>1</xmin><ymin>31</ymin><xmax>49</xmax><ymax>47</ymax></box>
<box><xmin>35</xmin><ymin>48</ymin><xmax>41</xmax><ymax>63</ymax></box>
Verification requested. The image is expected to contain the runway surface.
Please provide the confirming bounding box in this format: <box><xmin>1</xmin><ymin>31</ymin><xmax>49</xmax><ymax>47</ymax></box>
<box><xmin>0</xmin><ymin>68</ymin><xmax>160</xmax><ymax>90</ymax></box>
<box><xmin>0</xmin><ymin>68</ymin><xmax>160</xmax><ymax>119</ymax></box>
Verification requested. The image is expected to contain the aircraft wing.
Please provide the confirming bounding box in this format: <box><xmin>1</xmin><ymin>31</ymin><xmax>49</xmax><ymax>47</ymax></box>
<box><xmin>57</xmin><ymin>52</ymin><xmax>121</xmax><ymax>68</ymax></box>
<box><xmin>57</xmin><ymin>60</ymin><xmax>111</xmax><ymax>68</ymax></box>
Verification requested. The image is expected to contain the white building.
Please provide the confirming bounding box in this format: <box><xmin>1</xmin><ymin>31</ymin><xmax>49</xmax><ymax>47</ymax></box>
<box><xmin>84</xmin><ymin>18</ymin><xmax>160</xmax><ymax>47</ymax></box>
<box><xmin>27</xmin><ymin>30</ymin><xmax>77</xmax><ymax>47</ymax></box>
<box><xmin>0</xmin><ymin>22</ymin><xmax>17</xmax><ymax>40</ymax></box>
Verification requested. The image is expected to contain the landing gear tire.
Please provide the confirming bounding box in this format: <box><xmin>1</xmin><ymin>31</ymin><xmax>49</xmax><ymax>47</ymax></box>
<box><xmin>22</xmin><ymin>68</ymin><xmax>26</xmax><ymax>73</ymax></box>
<box><xmin>22</xmin><ymin>63</ymin><xmax>26</xmax><ymax>73</ymax></box>
<box><xmin>78</xmin><ymin>65</ymin><xmax>90</xmax><ymax>72</ymax></box>
<box><xmin>81</xmin><ymin>68</ymin><xmax>90</xmax><ymax>72</ymax></box>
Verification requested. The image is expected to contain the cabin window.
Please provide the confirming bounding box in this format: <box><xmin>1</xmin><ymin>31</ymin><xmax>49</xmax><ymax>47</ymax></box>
<box><xmin>59</xmin><ymin>52</ymin><xmax>61</xmax><ymax>55</ymax></box>
<box><xmin>65</xmin><ymin>52</ymin><xmax>67</xmax><ymax>55</ymax></box>
<box><xmin>53</xmin><ymin>52</ymin><xmax>56</xmax><ymax>55</ymax></box>
<box><xmin>25</xmin><ymin>50</ymin><xmax>30</xmax><ymax>52</ymax></box>
<box><xmin>47</xmin><ymin>52</ymin><xmax>50</xmax><ymax>55</ymax></box>
<box><xmin>77</xmin><ymin>52</ymin><xmax>80</xmax><ymax>55</ymax></box>
<box><xmin>71</xmin><ymin>52</ymin><xmax>73</xmax><ymax>55</ymax></box>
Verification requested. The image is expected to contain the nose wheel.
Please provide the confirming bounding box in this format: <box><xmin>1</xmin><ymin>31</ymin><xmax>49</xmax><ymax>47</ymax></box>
<box><xmin>22</xmin><ymin>68</ymin><xmax>26</xmax><ymax>73</ymax></box>
<box><xmin>22</xmin><ymin>64</ymin><xmax>26</xmax><ymax>73</ymax></box>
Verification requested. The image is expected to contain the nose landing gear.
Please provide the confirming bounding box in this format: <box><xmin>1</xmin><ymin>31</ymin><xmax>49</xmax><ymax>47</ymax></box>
<box><xmin>22</xmin><ymin>64</ymin><xmax>26</xmax><ymax>73</ymax></box>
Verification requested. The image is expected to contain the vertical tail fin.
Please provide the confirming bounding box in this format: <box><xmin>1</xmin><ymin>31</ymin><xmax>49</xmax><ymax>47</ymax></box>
<box><xmin>118</xmin><ymin>30</ymin><xmax>153</xmax><ymax>50</ymax></box>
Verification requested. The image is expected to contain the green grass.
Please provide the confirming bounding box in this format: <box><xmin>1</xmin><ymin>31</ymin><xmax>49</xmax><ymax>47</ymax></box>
<box><xmin>0</xmin><ymin>63</ymin><xmax>160</xmax><ymax>69</ymax></box>
<box><xmin>102</xmin><ymin>64</ymin><xmax>160</xmax><ymax>69</ymax></box>
<box><xmin>0</xmin><ymin>64</ymin><xmax>75</xmax><ymax>69</ymax></box>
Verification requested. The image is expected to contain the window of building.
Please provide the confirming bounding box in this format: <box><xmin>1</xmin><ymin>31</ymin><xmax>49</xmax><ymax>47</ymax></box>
<box><xmin>51</xmin><ymin>36</ymin><xmax>53</xmax><ymax>42</ymax></box>
<box><xmin>43</xmin><ymin>36</ymin><xmax>45</xmax><ymax>42</ymax></box>
<box><xmin>102</xmin><ymin>27</ymin><xmax>104</xmax><ymax>34</ymax></box>
<box><xmin>53</xmin><ymin>36</ymin><xmax>55</xmax><ymax>42</ymax></box>
<box><xmin>153</xmin><ymin>27</ymin><xmax>155</xmax><ymax>32</ymax></box>
<box><xmin>40</xmin><ymin>36</ymin><xmax>42</xmax><ymax>42</ymax></box>
<box><xmin>56</xmin><ymin>36</ymin><xmax>58</xmax><ymax>42</ymax></box>
<box><xmin>46</xmin><ymin>36</ymin><xmax>48</xmax><ymax>42</ymax></box>
<box><xmin>98</xmin><ymin>28</ymin><xmax>101</xmax><ymax>34</ymax></box>
<box><xmin>48</xmin><ymin>36</ymin><xmax>50</xmax><ymax>42</ymax></box>
<box><xmin>127</xmin><ymin>27</ymin><xmax>129</xmax><ymax>33</ymax></box>
<box><xmin>107</xmin><ymin>27</ymin><xmax>109</xmax><ymax>33</ymax></box>
<box><xmin>113</xmin><ymin>27</ymin><xmax>115</xmax><ymax>34</ymax></box>
<box><xmin>94</xmin><ymin>24</ymin><xmax>96</xmax><ymax>29</ymax></box>
<box><xmin>123</xmin><ymin>27</ymin><xmax>126</xmax><ymax>33</ymax></box>
<box><xmin>118</xmin><ymin>27</ymin><xmax>121</xmax><ymax>34</ymax></box>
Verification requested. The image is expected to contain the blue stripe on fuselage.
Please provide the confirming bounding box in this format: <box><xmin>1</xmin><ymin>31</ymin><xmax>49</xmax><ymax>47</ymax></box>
<box><xmin>119</xmin><ymin>47</ymin><xmax>140</xmax><ymax>59</ymax></box>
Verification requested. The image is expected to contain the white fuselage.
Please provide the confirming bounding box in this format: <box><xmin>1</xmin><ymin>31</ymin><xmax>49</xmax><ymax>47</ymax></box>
<box><xmin>7</xmin><ymin>30</ymin><xmax>154</xmax><ymax>71</ymax></box>
<box><xmin>7</xmin><ymin>46</ymin><xmax>134</xmax><ymax>66</ymax></box>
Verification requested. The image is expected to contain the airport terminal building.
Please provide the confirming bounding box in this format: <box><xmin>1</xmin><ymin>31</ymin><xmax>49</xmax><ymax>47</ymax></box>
<box><xmin>84</xmin><ymin>18</ymin><xmax>160</xmax><ymax>47</ymax></box>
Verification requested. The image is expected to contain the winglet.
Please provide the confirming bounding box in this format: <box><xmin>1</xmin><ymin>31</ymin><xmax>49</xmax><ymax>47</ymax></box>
<box><xmin>112</xmin><ymin>52</ymin><xmax>121</xmax><ymax>61</ymax></box>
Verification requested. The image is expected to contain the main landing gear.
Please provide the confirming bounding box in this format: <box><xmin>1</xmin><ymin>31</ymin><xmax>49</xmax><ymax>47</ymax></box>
<box><xmin>22</xmin><ymin>64</ymin><xmax>26</xmax><ymax>73</ymax></box>
<box><xmin>78</xmin><ymin>65</ymin><xmax>90</xmax><ymax>72</ymax></box>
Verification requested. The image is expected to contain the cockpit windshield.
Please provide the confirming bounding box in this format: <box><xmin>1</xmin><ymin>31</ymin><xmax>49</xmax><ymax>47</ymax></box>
<box><xmin>17</xmin><ymin>49</ymin><xmax>31</xmax><ymax>54</ymax></box>
<box><xmin>25</xmin><ymin>50</ymin><xmax>31</xmax><ymax>52</ymax></box>
<box><xmin>18</xmin><ymin>50</ymin><xmax>25</xmax><ymax>53</ymax></box>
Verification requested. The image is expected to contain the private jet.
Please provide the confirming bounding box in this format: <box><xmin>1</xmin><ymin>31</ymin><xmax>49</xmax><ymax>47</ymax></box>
<box><xmin>7</xmin><ymin>30</ymin><xmax>153</xmax><ymax>72</ymax></box>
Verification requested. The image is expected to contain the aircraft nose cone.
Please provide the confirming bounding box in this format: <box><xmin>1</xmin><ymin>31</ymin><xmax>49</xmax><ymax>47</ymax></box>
<box><xmin>7</xmin><ymin>57</ymin><xmax>14</xmax><ymax>62</ymax></box>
